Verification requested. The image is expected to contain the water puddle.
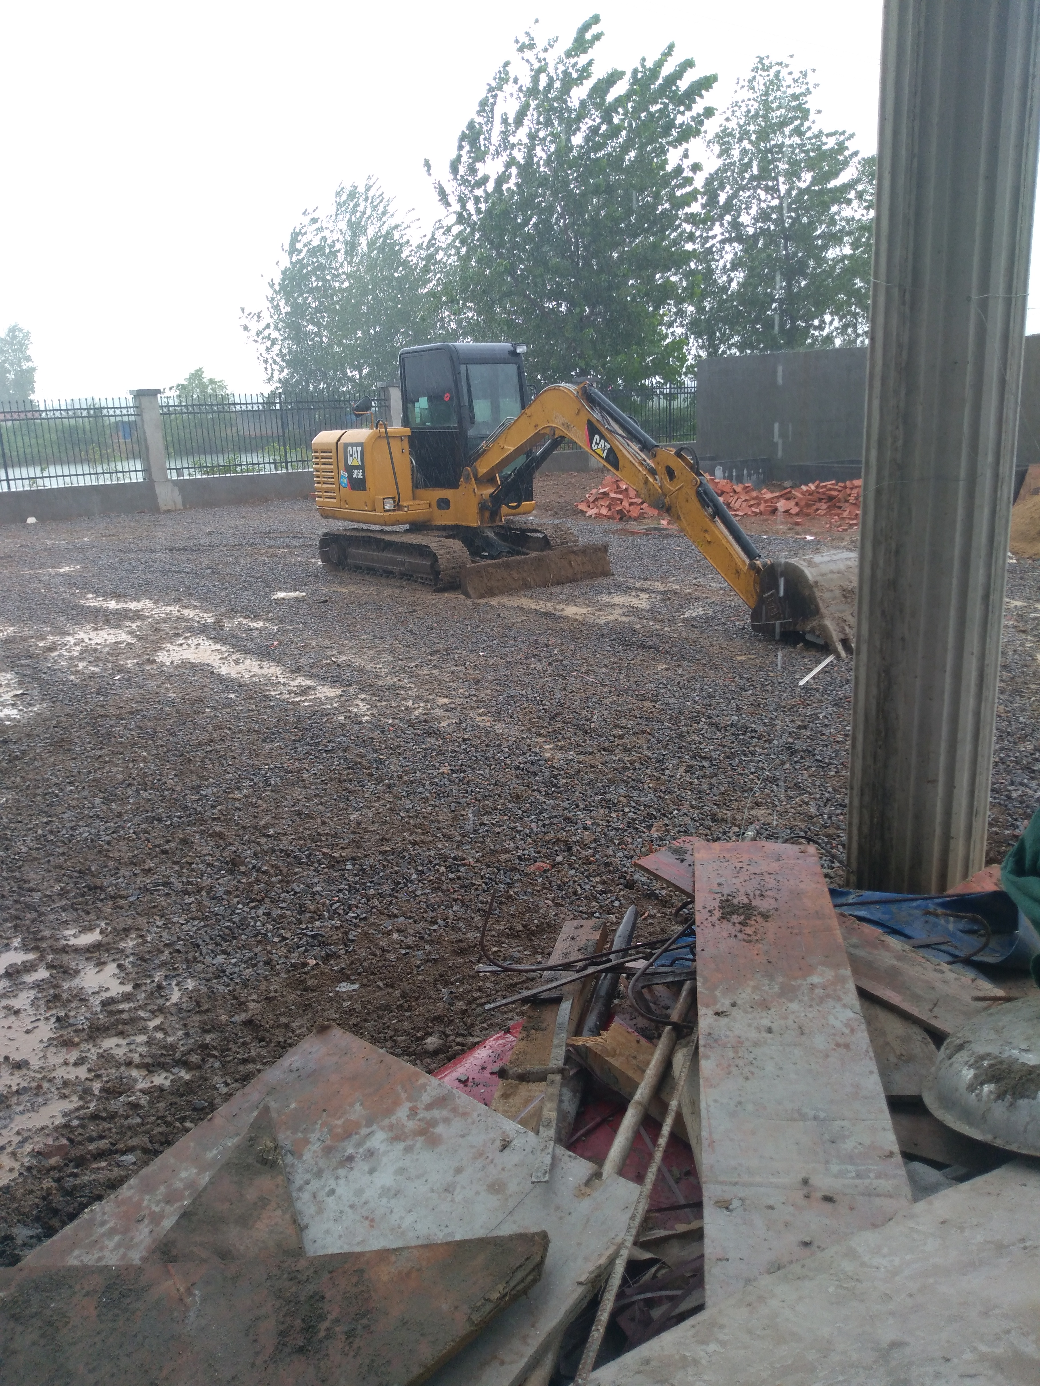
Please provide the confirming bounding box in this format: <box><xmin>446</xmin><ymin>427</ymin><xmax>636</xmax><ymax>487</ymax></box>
<box><xmin>0</xmin><ymin>948</ymin><xmax>36</xmax><ymax>974</ymax></box>
<box><xmin>154</xmin><ymin>636</ymin><xmax>349</xmax><ymax>706</ymax></box>
<box><xmin>77</xmin><ymin>961</ymin><xmax>131</xmax><ymax>996</ymax></box>
<box><xmin>63</xmin><ymin>927</ymin><xmax>105</xmax><ymax>947</ymax></box>
<box><xmin>0</xmin><ymin>672</ymin><xmax>37</xmax><ymax>723</ymax></box>
<box><xmin>0</xmin><ymin>982</ymin><xmax>54</xmax><ymax>1071</ymax></box>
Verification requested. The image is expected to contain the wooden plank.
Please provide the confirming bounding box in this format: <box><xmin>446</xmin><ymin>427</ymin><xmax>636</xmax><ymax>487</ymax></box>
<box><xmin>568</xmin><ymin>1023</ymin><xmax>693</xmax><ymax>1146</ymax></box>
<box><xmin>694</xmin><ymin>841</ymin><xmax>911</xmax><ymax>1306</ymax></box>
<box><xmin>838</xmin><ymin>914</ymin><xmax>1005</xmax><ymax>1037</ymax></box>
<box><xmin>588</xmin><ymin>1161</ymin><xmax>1040</xmax><ymax>1386</ymax></box>
<box><xmin>492</xmin><ymin>919</ymin><xmax>609</xmax><ymax>1132</ymax></box>
<box><xmin>673</xmin><ymin>1043</ymin><xmax>702</xmax><ymax>1180</ymax></box>
<box><xmin>859</xmin><ymin>997</ymin><xmax>939</xmax><ymax>1098</ymax></box>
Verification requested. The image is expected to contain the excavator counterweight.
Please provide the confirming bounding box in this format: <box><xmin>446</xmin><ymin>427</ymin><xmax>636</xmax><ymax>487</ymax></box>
<box><xmin>312</xmin><ymin>342</ymin><xmax>858</xmax><ymax>654</ymax></box>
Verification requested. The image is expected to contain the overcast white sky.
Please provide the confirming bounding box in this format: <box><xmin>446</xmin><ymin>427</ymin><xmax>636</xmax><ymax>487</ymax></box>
<box><xmin>1</xmin><ymin>0</ymin><xmax>1034</xmax><ymax>398</ymax></box>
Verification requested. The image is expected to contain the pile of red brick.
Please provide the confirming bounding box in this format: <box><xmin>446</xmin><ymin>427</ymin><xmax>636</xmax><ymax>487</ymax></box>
<box><xmin>706</xmin><ymin>477</ymin><xmax>862</xmax><ymax>531</ymax></box>
<box><xmin>576</xmin><ymin>474</ymin><xmax>862</xmax><ymax>531</ymax></box>
<box><xmin>575</xmin><ymin>476</ymin><xmax>670</xmax><ymax>524</ymax></box>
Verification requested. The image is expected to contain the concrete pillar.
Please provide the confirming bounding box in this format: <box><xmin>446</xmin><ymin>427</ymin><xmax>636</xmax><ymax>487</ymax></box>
<box><xmin>375</xmin><ymin>382</ymin><xmax>403</xmax><ymax>427</ymax></box>
<box><xmin>132</xmin><ymin>389</ymin><xmax>168</xmax><ymax>482</ymax></box>
<box><xmin>132</xmin><ymin>389</ymin><xmax>181</xmax><ymax>512</ymax></box>
<box><xmin>847</xmin><ymin>0</ymin><xmax>1040</xmax><ymax>892</ymax></box>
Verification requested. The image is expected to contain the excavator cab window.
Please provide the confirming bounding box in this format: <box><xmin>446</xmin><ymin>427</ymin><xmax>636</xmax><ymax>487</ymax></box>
<box><xmin>463</xmin><ymin>363</ymin><xmax>523</xmax><ymax>459</ymax></box>
<box><xmin>401</xmin><ymin>348</ymin><xmax>464</xmax><ymax>488</ymax></box>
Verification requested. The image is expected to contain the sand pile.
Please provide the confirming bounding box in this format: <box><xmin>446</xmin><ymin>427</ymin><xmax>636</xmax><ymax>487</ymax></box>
<box><xmin>1011</xmin><ymin>488</ymin><xmax>1040</xmax><ymax>559</ymax></box>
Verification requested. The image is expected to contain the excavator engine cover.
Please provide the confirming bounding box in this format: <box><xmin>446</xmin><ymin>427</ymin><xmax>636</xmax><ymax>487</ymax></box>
<box><xmin>750</xmin><ymin>551</ymin><xmax>858</xmax><ymax>657</ymax></box>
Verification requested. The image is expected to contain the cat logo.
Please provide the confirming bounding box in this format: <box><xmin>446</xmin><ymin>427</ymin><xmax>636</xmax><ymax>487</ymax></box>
<box><xmin>586</xmin><ymin>425</ymin><xmax>619</xmax><ymax>471</ymax></box>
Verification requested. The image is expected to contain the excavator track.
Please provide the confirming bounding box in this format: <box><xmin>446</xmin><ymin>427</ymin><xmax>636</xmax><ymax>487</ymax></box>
<box><xmin>319</xmin><ymin>523</ymin><xmax>609</xmax><ymax>600</ymax></box>
<box><xmin>319</xmin><ymin>530</ymin><xmax>471</xmax><ymax>590</ymax></box>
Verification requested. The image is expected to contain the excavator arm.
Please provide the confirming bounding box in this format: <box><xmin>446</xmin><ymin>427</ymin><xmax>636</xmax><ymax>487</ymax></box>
<box><xmin>472</xmin><ymin>382</ymin><xmax>763</xmax><ymax>608</ymax></box>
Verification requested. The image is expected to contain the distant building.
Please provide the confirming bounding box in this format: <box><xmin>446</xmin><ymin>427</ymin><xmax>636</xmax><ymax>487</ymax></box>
<box><xmin>696</xmin><ymin>342</ymin><xmax>1036</xmax><ymax>493</ymax></box>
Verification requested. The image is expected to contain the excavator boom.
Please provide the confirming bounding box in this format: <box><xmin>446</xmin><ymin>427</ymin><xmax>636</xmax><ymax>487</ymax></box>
<box><xmin>469</xmin><ymin>381</ymin><xmax>857</xmax><ymax>653</ymax></box>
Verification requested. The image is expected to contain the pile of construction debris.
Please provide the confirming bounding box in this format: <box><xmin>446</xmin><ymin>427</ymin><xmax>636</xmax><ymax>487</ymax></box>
<box><xmin>5</xmin><ymin>834</ymin><xmax>1036</xmax><ymax>1384</ymax></box>
<box><xmin>575</xmin><ymin>476</ymin><xmax>670</xmax><ymax>524</ymax></box>
<box><xmin>575</xmin><ymin>474</ymin><xmax>862</xmax><ymax>530</ymax></box>
<box><xmin>706</xmin><ymin>476</ymin><xmax>862</xmax><ymax>529</ymax></box>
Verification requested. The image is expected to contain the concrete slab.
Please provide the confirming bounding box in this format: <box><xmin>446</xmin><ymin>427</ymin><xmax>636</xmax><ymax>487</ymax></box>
<box><xmin>25</xmin><ymin>1026</ymin><xmax>637</xmax><ymax>1386</ymax></box>
<box><xmin>694</xmin><ymin>841</ymin><xmax>911</xmax><ymax>1304</ymax></box>
<box><xmin>589</xmin><ymin>1160</ymin><xmax>1040</xmax><ymax>1385</ymax></box>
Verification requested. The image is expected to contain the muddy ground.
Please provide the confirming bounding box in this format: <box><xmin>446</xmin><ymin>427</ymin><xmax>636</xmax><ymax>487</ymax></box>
<box><xmin>0</xmin><ymin>472</ymin><xmax>1037</xmax><ymax>1263</ymax></box>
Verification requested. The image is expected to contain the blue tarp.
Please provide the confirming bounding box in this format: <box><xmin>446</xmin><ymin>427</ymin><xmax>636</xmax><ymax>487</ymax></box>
<box><xmin>828</xmin><ymin>888</ymin><xmax>1020</xmax><ymax>970</ymax></box>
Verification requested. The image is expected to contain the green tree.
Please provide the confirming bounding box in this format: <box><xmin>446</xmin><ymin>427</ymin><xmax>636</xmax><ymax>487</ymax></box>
<box><xmin>244</xmin><ymin>178</ymin><xmax>438</xmax><ymax>395</ymax></box>
<box><xmin>432</xmin><ymin>16</ymin><xmax>716</xmax><ymax>389</ymax></box>
<box><xmin>173</xmin><ymin>367</ymin><xmax>229</xmax><ymax>401</ymax></box>
<box><xmin>693</xmin><ymin>57</ymin><xmax>875</xmax><ymax>356</ymax></box>
<box><xmin>0</xmin><ymin>323</ymin><xmax>36</xmax><ymax>403</ymax></box>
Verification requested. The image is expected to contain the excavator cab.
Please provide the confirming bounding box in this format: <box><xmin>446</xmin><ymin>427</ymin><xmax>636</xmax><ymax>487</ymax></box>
<box><xmin>399</xmin><ymin>342</ymin><xmax>531</xmax><ymax>489</ymax></box>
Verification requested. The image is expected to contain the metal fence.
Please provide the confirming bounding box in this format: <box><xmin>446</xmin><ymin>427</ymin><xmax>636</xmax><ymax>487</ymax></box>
<box><xmin>0</xmin><ymin>395</ymin><xmax>370</xmax><ymax>491</ymax></box>
<box><xmin>160</xmin><ymin>396</ymin><xmax>373</xmax><ymax>480</ymax></box>
<box><xmin>0</xmin><ymin>400</ymin><xmax>142</xmax><ymax>491</ymax></box>
<box><xmin>609</xmin><ymin>384</ymin><xmax>696</xmax><ymax>444</ymax></box>
<box><xmin>0</xmin><ymin>383</ymin><xmax>693</xmax><ymax>492</ymax></box>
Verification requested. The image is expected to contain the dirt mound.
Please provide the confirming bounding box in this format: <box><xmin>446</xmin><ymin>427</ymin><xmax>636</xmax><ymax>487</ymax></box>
<box><xmin>1010</xmin><ymin>490</ymin><xmax>1040</xmax><ymax>559</ymax></box>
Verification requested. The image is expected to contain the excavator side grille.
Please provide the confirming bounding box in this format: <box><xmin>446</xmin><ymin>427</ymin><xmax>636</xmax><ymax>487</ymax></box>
<box><xmin>313</xmin><ymin>447</ymin><xmax>339</xmax><ymax>503</ymax></box>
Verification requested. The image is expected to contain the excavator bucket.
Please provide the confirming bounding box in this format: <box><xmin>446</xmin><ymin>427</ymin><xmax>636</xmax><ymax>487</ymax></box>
<box><xmin>459</xmin><ymin>542</ymin><xmax>611</xmax><ymax>599</ymax></box>
<box><xmin>750</xmin><ymin>550</ymin><xmax>859</xmax><ymax>657</ymax></box>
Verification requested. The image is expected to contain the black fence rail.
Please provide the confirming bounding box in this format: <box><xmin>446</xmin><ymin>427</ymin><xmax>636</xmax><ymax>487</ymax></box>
<box><xmin>551</xmin><ymin>384</ymin><xmax>696</xmax><ymax>451</ymax></box>
<box><xmin>0</xmin><ymin>400</ymin><xmax>142</xmax><ymax>491</ymax></box>
<box><xmin>608</xmin><ymin>384</ymin><xmax>696</xmax><ymax>444</ymax></box>
<box><xmin>161</xmin><ymin>396</ymin><xmax>372</xmax><ymax>479</ymax></box>
<box><xmin>0</xmin><ymin>384</ymin><xmax>693</xmax><ymax>492</ymax></box>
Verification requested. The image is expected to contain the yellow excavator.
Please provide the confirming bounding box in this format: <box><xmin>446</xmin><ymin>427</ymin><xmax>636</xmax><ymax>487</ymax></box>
<box><xmin>313</xmin><ymin>342</ymin><xmax>857</xmax><ymax>655</ymax></box>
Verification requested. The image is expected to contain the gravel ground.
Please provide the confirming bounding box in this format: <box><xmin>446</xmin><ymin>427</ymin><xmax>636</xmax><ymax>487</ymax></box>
<box><xmin>0</xmin><ymin>478</ymin><xmax>1037</xmax><ymax>1263</ymax></box>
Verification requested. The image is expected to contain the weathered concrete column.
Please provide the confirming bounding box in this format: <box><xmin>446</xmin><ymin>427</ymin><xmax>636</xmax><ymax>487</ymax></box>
<box><xmin>131</xmin><ymin>389</ymin><xmax>167</xmax><ymax>481</ymax></box>
<box><xmin>847</xmin><ymin>0</ymin><xmax>1040</xmax><ymax>892</ymax></box>
<box><xmin>132</xmin><ymin>388</ymin><xmax>181</xmax><ymax>512</ymax></box>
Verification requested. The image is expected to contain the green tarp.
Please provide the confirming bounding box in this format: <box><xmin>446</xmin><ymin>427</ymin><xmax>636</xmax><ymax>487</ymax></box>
<box><xmin>1002</xmin><ymin>807</ymin><xmax>1040</xmax><ymax>985</ymax></box>
<box><xmin>1002</xmin><ymin>807</ymin><xmax>1040</xmax><ymax>929</ymax></box>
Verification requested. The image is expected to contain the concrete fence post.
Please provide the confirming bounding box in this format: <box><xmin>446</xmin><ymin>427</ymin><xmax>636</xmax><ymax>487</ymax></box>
<box><xmin>132</xmin><ymin>388</ymin><xmax>181</xmax><ymax>512</ymax></box>
<box><xmin>846</xmin><ymin>0</ymin><xmax>1040</xmax><ymax>892</ymax></box>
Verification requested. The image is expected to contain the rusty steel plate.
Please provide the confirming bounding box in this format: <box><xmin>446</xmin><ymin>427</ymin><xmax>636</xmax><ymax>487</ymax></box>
<box><xmin>0</xmin><ymin>1232</ymin><xmax>548</xmax><ymax>1385</ymax></box>
<box><xmin>25</xmin><ymin>1025</ymin><xmax>637</xmax><ymax>1386</ymax></box>
<box><xmin>694</xmin><ymin>841</ymin><xmax>910</xmax><ymax>1305</ymax></box>
<box><xmin>634</xmin><ymin>838</ymin><xmax>696</xmax><ymax>897</ymax></box>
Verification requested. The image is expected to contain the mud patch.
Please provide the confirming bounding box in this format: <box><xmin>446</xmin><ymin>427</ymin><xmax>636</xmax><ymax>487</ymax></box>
<box><xmin>964</xmin><ymin>1052</ymin><xmax>1040</xmax><ymax>1105</ymax></box>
